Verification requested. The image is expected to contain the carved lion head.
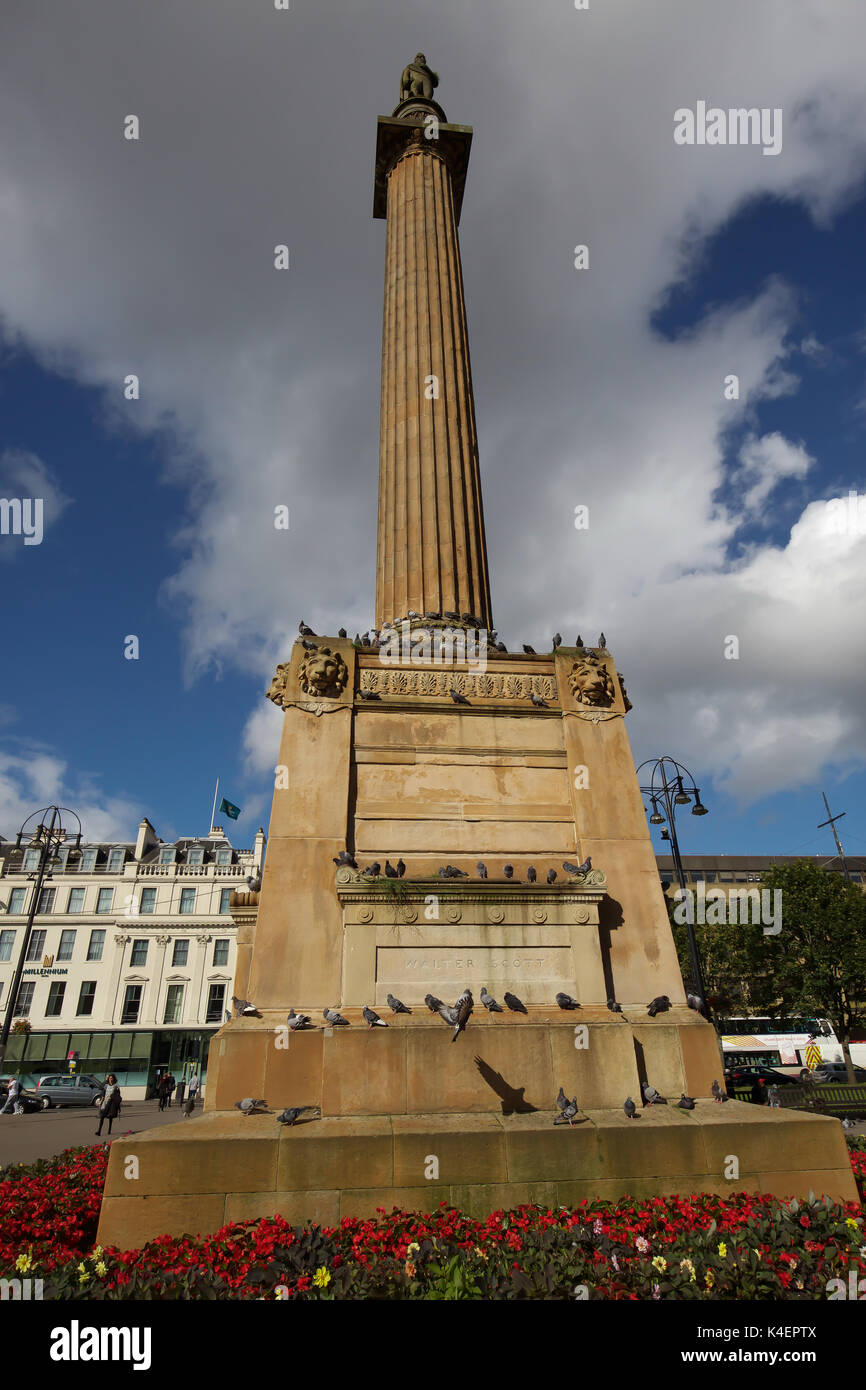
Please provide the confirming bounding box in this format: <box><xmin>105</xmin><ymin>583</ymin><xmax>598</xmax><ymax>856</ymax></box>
<box><xmin>298</xmin><ymin>646</ymin><xmax>348</xmax><ymax>700</ymax></box>
<box><xmin>568</xmin><ymin>655</ymin><xmax>616</xmax><ymax>707</ymax></box>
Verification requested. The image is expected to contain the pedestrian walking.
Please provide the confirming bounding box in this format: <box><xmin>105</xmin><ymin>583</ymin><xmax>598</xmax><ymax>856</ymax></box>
<box><xmin>95</xmin><ymin>1074</ymin><xmax>122</xmax><ymax>1137</ymax></box>
<box><xmin>188</xmin><ymin>1071</ymin><xmax>200</xmax><ymax>1109</ymax></box>
<box><xmin>750</xmin><ymin>1075</ymin><xmax>768</xmax><ymax>1106</ymax></box>
<box><xmin>157</xmin><ymin>1071</ymin><xmax>171</xmax><ymax>1112</ymax></box>
<box><xmin>166</xmin><ymin>1072</ymin><xmax>176</xmax><ymax>1108</ymax></box>
<box><xmin>767</xmin><ymin>1083</ymin><xmax>781</xmax><ymax>1108</ymax></box>
<box><xmin>1</xmin><ymin>1076</ymin><xmax>24</xmax><ymax>1115</ymax></box>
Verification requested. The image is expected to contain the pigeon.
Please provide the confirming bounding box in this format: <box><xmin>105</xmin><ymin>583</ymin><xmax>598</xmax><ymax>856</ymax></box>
<box><xmin>362</xmin><ymin>862</ymin><xmax>382</xmax><ymax>878</ymax></box>
<box><xmin>276</xmin><ymin>1105</ymin><xmax>321</xmax><ymax>1126</ymax></box>
<box><xmin>338</xmin><ymin>627</ymin><xmax>347</xmax><ymax>638</ymax></box>
<box><xmin>647</xmin><ymin>995</ymin><xmax>671</xmax><ymax>1018</ymax></box>
<box><xmin>686</xmin><ymin>992</ymin><xmax>705</xmax><ymax>1014</ymax></box>
<box><xmin>323</xmin><ymin>1007</ymin><xmax>350</xmax><ymax>1027</ymax></box>
<box><xmin>443</xmin><ymin>611</ymin><xmax>460</xmax><ymax>622</ymax></box>
<box><xmin>556</xmin><ymin>1087</ymin><xmax>569</xmax><ymax>1113</ymax></box>
<box><xmin>555</xmin><ymin>1096</ymin><xmax>579</xmax><ymax>1127</ymax></box>
<box><xmin>386</xmin><ymin>993</ymin><xmax>411</xmax><ymax>1014</ymax></box>
<box><xmin>235</xmin><ymin>1097</ymin><xmax>268</xmax><ymax>1115</ymax></box>
<box><xmin>384</xmin><ymin>860</ymin><xmax>399</xmax><ymax>879</ymax></box>
<box><xmin>363</xmin><ymin>1005</ymin><xmax>388</xmax><ymax>1028</ymax></box>
<box><xmin>530</xmin><ymin>692</ymin><xmax>548</xmax><ymax>708</ymax></box>
<box><xmin>641</xmin><ymin>1082</ymin><xmax>667</xmax><ymax>1106</ymax></box>
<box><xmin>353</xmin><ymin>633</ymin><xmax>361</xmax><ymax>644</ymax></box>
<box><xmin>495</xmin><ymin>641</ymin><xmax>508</xmax><ymax>653</ymax></box>
<box><xmin>842</xmin><ymin>1117</ymin><xmax>855</xmax><ymax>1130</ymax></box>
<box><xmin>358</xmin><ymin>689</ymin><xmax>381</xmax><ymax>701</ymax></box>
<box><xmin>450</xmin><ymin>991</ymin><xmax>473</xmax><ymax>1041</ymax></box>
<box><xmin>522</xmin><ymin>644</ymin><xmax>536</xmax><ymax>655</ymax></box>
<box><xmin>555</xmin><ymin>992</ymin><xmax>580</xmax><ymax>1010</ymax></box>
<box><xmin>299</xmin><ymin>619</ymin><xmax>316</xmax><ymax>636</ymax></box>
<box><xmin>677</xmin><ymin>1094</ymin><xmax>696</xmax><ymax>1110</ymax></box>
<box><xmin>408</xmin><ymin>610</ymin><xmax>420</xmax><ymax>620</ymax></box>
<box><xmin>287</xmin><ymin>1009</ymin><xmax>312</xmax><ymax>1031</ymax></box>
<box><xmin>245</xmin><ymin>874</ymin><xmax>262</xmax><ymax>892</ymax></box>
<box><xmin>437</xmin><ymin>1003</ymin><xmax>459</xmax><ymax>1026</ymax></box>
<box><xmin>224</xmin><ymin>1009</ymin><xmax>232</xmax><ymax>1022</ymax></box>
<box><xmin>504</xmin><ymin>992</ymin><xmax>527</xmax><ymax>1015</ymax></box>
<box><xmin>425</xmin><ymin>993</ymin><xmax>445</xmax><ymax>1013</ymax></box>
<box><xmin>446</xmin><ymin>865</ymin><xmax>468</xmax><ymax>878</ymax></box>
<box><xmin>449</xmin><ymin>687</ymin><xmax>471</xmax><ymax>705</ymax></box>
<box><xmin>480</xmin><ymin>986</ymin><xmax>503</xmax><ymax>1012</ymax></box>
<box><xmin>437</xmin><ymin>866</ymin><xmax>449</xmax><ymax>878</ymax></box>
<box><xmin>711</xmin><ymin>1079</ymin><xmax>729</xmax><ymax>1103</ymax></box>
<box><xmin>575</xmin><ymin>635</ymin><xmax>583</xmax><ymax>648</ymax></box>
<box><xmin>546</xmin><ymin>869</ymin><xmax>557</xmax><ymax>884</ymax></box>
<box><xmin>606</xmin><ymin>999</ymin><xmax>623</xmax><ymax>1014</ymax></box>
<box><xmin>232</xmin><ymin>996</ymin><xmax>258</xmax><ymax>1017</ymax></box>
<box><xmin>562</xmin><ymin>860</ymin><xmax>579</xmax><ymax>875</ymax></box>
<box><xmin>598</xmin><ymin>632</ymin><xmax>606</xmax><ymax>648</ymax></box>
<box><xmin>623</xmin><ymin>1097</ymin><xmax>639</xmax><ymax>1119</ymax></box>
<box><xmin>361</xmin><ymin>633</ymin><xmax>372</xmax><ymax>647</ymax></box>
<box><xmin>526</xmin><ymin>866</ymin><xmax>537</xmax><ymax>883</ymax></box>
<box><xmin>476</xmin><ymin>861</ymin><xmax>488</xmax><ymax>880</ymax></box>
<box><xmin>332</xmin><ymin>849</ymin><xmax>358</xmax><ymax>868</ymax></box>
<box><xmin>301</xmin><ymin>638</ymin><xmax>318</xmax><ymax>651</ymax></box>
<box><xmin>424</xmin><ymin>611</ymin><xmax>441</xmax><ymax>620</ymax></box>
<box><xmin>552</xmin><ymin>633</ymin><xmax>562</xmax><ymax>649</ymax></box>
<box><xmin>503</xmin><ymin>864</ymin><xmax>514</xmax><ymax>880</ymax></box>
<box><xmin>396</xmin><ymin>858</ymin><xmax>406</xmax><ymax>878</ymax></box>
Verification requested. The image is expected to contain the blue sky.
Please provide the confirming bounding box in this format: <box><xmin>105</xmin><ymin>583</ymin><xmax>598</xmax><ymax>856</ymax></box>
<box><xmin>1</xmin><ymin>1</ymin><xmax>865</xmax><ymax>860</ymax></box>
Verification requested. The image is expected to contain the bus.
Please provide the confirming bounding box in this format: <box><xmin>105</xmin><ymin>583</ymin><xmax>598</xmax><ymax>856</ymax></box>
<box><xmin>716</xmin><ymin>1016</ymin><xmax>848</xmax><ymax>1069</ymax></box>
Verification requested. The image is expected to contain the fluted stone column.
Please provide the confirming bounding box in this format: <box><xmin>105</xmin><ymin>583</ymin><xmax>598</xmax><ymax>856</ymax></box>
<box><xmin>374</xmin><ymin>103</ymin><xmax>492</xmax><ymax>631</ymax></box>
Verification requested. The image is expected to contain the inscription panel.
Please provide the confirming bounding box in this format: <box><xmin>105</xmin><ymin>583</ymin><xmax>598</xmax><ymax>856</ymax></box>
<box><xmin>376</xmin><ymin>945</ymin><xmax>572</xmax><ymax>984</ymax></box>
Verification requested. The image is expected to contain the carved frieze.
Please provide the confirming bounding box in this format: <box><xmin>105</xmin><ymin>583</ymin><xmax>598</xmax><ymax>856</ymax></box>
<box><xmin>356</xmin><ymin>668</ymin><xmax>558</xmax><ymax>703</ymax></box>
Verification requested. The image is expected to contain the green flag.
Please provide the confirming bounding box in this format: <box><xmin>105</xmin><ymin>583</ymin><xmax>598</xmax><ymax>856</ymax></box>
<box><xmin>219</xmin><ymin>797</ymin><xmax>241</xmax><ymax>821</ymax></box>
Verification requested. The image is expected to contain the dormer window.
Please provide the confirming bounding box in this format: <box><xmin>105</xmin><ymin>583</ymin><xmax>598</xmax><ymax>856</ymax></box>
<box><xmin>23</xmin><ymin>849</ymin><xmax>40</xmax><ymax>872</ymax></box>
<box><xmin>78</xmin><ymin>849</ymin><xmax>97</xmax><ymax>873</ymax></box>
<box><xmin>107</xmin><ymin>848</ymin><xmax>125</xmax><ymax>873</ymax></box>
<box><xmin>216</xmin><ymin>848</ymin><xmax>232</xmax><ymax>867</ymax></box>
<box><xmin>187</xmin><ymin>846</ymin><xmax>204</xmax><ymax>866</ymax></box>
<box><xmin>159</xmin><ymin>847</ymin><xmax>176</xmax><ymax>866</ymax></box>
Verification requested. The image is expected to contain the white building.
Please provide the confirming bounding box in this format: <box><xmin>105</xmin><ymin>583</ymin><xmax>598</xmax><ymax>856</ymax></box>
<box><xmin>0</xmin><ymin>818</ymin><xmax>265</xmax><ymax>1097</ymax></box>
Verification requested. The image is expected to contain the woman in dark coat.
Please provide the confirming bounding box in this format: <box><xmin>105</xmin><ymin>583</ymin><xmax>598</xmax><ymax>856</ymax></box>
<box><xmin>96</xmin><ymin>1073</ymin><xmax>122</xmax><ymax>1136</ymax></box>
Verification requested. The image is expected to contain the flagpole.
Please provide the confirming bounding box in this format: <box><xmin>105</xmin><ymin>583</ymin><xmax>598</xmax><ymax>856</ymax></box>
<box><xmin>209</xmin><ymin>777</ymin><xmax>219</xmax><ymax>835</ymax></box>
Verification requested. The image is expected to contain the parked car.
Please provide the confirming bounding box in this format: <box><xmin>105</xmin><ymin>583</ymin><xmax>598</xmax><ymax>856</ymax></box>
<box><xmin>728</xmin><ymin>1065</ymin><xmax>801</xmax><ymax>1087</ymax></box>
<box><xmin>33</xmin><ymin>1074</ymin><xmax>105</xmax><ymax>1109</ymax></box>
<box><xmin>813</xmin><ymin>1062</ymin><xmax>866</xmax><ymax>1084</ymax></box>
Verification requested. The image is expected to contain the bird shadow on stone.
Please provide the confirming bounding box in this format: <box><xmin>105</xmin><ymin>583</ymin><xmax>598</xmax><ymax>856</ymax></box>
<box><xmin>598</xmin><ymin>896</ymin><xmax>624</xmax><ymax>1003</ymax></box>
<box><xmin>474</xmin><ymin>1056</ymin><xmax>536</xmax><ymax>1114</ymax></box>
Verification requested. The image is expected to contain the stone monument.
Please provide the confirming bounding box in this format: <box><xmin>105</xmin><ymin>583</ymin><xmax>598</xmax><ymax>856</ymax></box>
<box><xmin>97</xmin><ymin>63</ymin><xmax>856</xmax><ymax>1247</ymax></box>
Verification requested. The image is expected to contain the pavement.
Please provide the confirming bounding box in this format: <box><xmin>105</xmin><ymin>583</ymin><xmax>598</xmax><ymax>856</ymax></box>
<box><xmin>0</xmin><ymin>1099</ymin><xmax>198</xmax><ymax>1167</ymax></box>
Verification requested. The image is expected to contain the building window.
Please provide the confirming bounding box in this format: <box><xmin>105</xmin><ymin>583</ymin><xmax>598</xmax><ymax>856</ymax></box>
<box><xmin>121</xmin><ymin>984</ymin><xmax>142</xmax><ymax>1024</ymax></box>
<box><xmin>163</xmin><ymin>984</ymin><xmax>184</xmax><ymax>1024</ymax></box>
<box><xmin>54</xmin><ymin>846</ymin><xmax>71</xmax><ymax>871</ymax></box>
<box><xmin>37</xmin><ymin>887</ymin><xmax>56</xmax><ymax>914</ymax></box>
<box><xmin>58</xmin><ymin>929</ymin><xmax>76</xmax><ymax>962</ymax></box>
<box><xmin>67</xmin><ymin>887</ymin><xmax>86</xmax><ymax>913</ymax></box>
<box><xmin>130</xmin><ymin>939</ymin><xmax>149</xmax><ymax>966</ymax></box>
<box><xmin>187</xmin><ymin>846</ymin><xmax>204</xmax><ymax>866</ymax></box>
<box><xmin>23</xmin><ymin>849</ymin><xmax>40</xmax><ymax>872</ymax></box>
<box><xmin>77</xmin><ymin>981</ymin><xmax>97</xmax><ymax>1016</ymax></box>
<box><xmin>179</xmin><ymin>888</ymin><xmax>196</xmax><ymax>915</ymax></box>
<box><xmin>78</xmin><ymin>849</ymin><xmax>97</xmax><ymax>872</ymax></box>
<box><xmin>139</xmin><ymin>887</ymin><xmax>157</xmax><ymax>914</ymax></box>
<box><xmin>87</xmin><ymin>929</ymin><xmax>106</xmax><ymax>961</ymax></box>
<box><xmin>107</xmin><ymin>849</ymin><xmax>125</xmax><ymax>873</ymax></box>
<box><xmin>0</xmin><ymin>929</ymin><xmax>15</xmax><ymax>960</ymax></box>
<box><xmin>13</xmin><ymin>981</ymin><xmax>35</xmax><ymax>1016</ymax></box>
<box><xmin>8</xmin><ymin>887</ymin><xmax>27</xmax><ymax>914</ymax></box>
<box><xmin>46</xmin><ymin>981</ymin><xmax>66</xmax><ymax>1017</ymax></box>
<box><xmin>96</xmin><ymin>887</ymin><xmax>113</xmax><ymax>914</ymax></box>
<box><xmin>25</xmin><ymin>929</ymin><xmax>47</xmax><ymax>962</ymax></box>
<box><xmin>172</xmin><ymin>939</ymin><xmax>189</xmax><ymax>967</ymax></box>
<box><xmin>159</xmin><ymin>847</ymin><xmax>175</xmax><ymax>866</ymax></box>
<box><xmin>205</xmin><ymin>983</ymin><xmax>226</xmax><ymax>1023</ymax></box>
<box><xmin>219</xmin><ymin>888</ymin><xmax>232</xmax><ymax>915</ymax></box>
<box><xmin>213</xmin><ymin>938</ymin><xmax>230</xmax><ymax>967</ymax></box>
<box><xmin>216</xmin><ymin>848</ymin><xmax>231</xmax><ymax>867</ymax></box>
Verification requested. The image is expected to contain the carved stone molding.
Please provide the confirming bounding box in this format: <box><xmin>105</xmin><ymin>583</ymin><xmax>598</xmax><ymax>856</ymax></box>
<box><xmin>356</xmin><ymin>667</ymin><xmax>557</xmax><ymax>704</ymax></box>
<box><xmin>155</xmin><ymin>935</ymin><xmax>171</xmax><ymax>947</ymax></box>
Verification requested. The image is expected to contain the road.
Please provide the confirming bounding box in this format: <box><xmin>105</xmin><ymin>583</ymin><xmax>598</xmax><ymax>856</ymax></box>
<box><xmin>0</xmin><ymin>1099</ymin><xmax>197</xmax><ymax>1167</ymax></box>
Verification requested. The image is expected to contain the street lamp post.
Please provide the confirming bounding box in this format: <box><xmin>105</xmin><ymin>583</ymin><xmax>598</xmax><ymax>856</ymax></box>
<box><xmin>0</xmin><ymin>806</ymin><xmax>81</xmax><ymax>1069</ymax></box>
<box><xmin>637</xmin><ymin>756</ymin><xmax>710</xmax><ymax>1018</ymax></box>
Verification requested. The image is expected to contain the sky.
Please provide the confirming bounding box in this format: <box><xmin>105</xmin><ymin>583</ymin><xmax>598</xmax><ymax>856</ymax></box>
<box><xmin>1</xmin><ymin>0</ymin><xmax>865</xmax><ymax>861</ymax></box>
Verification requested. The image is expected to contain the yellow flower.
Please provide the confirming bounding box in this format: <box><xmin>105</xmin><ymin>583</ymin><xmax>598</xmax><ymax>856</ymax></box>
<box><xmin>679</xmin><ymin>1258</ymin><xmax>696</xmax><ymax>1281</ymax></box>
<box><xmin>846</xmin><ymin>1218</ymin><xmax>859</xmax><ymax>1230</ymax></box>
<box><xmin>718</xmin><ymin>1242</ymin><xmax>727</xmax><ymax>1259</ymax></box>
<box><xmin>312</xmin><ymin>1266</ymin><xmax>331</xmax><ymax>1288</ymax></box>
<box><xmin>474</xmin><ymin>1245</ymin><xmax>489</xmax><ymax>1262</ymax></box>
<box><xmin>77</xmin><ymin>1263</ymin><xmax>90</xmax><ymax>1285</ymax></box>
<box><xmin>274</xmin><ymin>1286</ymin><xmax>289</xmax><ymax>1300</ymax></box>
<box><xmin>95</xmin><ymin>1261</ymin><xmax>107</xmax><ymax>1278</ymax></box>
<box><xmin>705</xmin><ymin>1269</ymin><xmax>715</xmax><ymax>1288</ymax></box>
<box><xmin>406</xmin><ymin>1242</ymin><xmax>420</xmax><ymax>1256</ymax></box>
<box><xmin>91</xmin><ymin>1245</ymin><xmax>104</xmax><ymax>1260</ymax></box>
<box><xmin>651</xmin><ymin>1256</ymin><xmax>667</xmax><ymax>1273</ymax></box>
<box><xmin>15</xmin><ymin>1252</ymin><xmax>32</xmax><ymax>1274</ymax></box>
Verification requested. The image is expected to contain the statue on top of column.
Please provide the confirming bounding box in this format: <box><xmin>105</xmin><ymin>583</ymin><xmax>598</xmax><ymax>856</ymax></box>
<box><xmin>400</xmin><ymin>53</ymin><xmax>439</xmax><ymax>102</ymax></box>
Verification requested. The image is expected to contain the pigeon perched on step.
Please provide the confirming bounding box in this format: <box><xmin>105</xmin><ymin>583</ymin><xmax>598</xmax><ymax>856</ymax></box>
<box><xmin>363</xmin><ymin>1005</ymin><xmax>388</xmax><ymax>1028</ymax></box>
<box><xmin>677</xmin><ymin>1094</ymin><xmax>696</xmax><ymax>1110</ymax></box>
<box><xmin>606</xmin><ymin>999</ymin><xmax>623</xmax><ymax>1014</ymax></box>
<box><xmin>503</xmin><ymin>864</ymin><xmax>514</xmax><ymax>880</ymax></box>
<box><xmin>232</xmin><ymin>996</ymin><xmax>259</xmax><ymax>1017</ymax></box>
<box><xmin>362</xmin><ymin>862</ymin><xmax>382</xmax><ymax>878</ymax></box>
<box><xmin>562</xmin><ymin>855</ymin><xmax>592</xmax><ymax>877</ymax></box>
<box><xmin>530</xmin><ymin>693</ymin><xmax>548</xmax><ymax>709</ymax></box>
<box><xmin>527</xmin><ymin>866</ymin><xmax>537</xmax><ymax>883</ymax></box>
<box><xmin>449</xmin><ymin>687</ymin><xmax>471</xmax><ymax>705</ymax></box>
<box><xmin>323</xmin><ymin>1007</ymin><xmax>350</xmax><ymax>1027</ymax></box>
<box><xmin>386</xmin><ymin>993</ymin><xmax>411</xmax><ymax>1015</ymax></box>
<box><xmin>332</xmin><ymin>849</ymin><xmax>358</xmax><ymax>869</ymax></box>
<box><xmin>711</xmin><ymin>1079</ymin><xmax>730</xmax><ymax>1103</ymax></box>
<box><xmin>641</xmin><ymin>1081</ymin><xmax>667</xmax><ymax>1106</ymax></box>
<box><xmin>504</xmin><ymin>992</ymin><xmax>527</xmax><ymax>1015</ymax></box>
<box><xmin>554</xmin><ymin>1096</ymin><xmax>579</xmax><ymax>1127</ymax></box>
<box><xmin>425</xmin><ymin>993</ymin><xmax>445</xmax><ymax>1013</ymax></box>
<box><xmin>235</xmin><ymin>1098</ymin><xmax>268</xmax><ymax>1115</ymax></box>
<box><xmin>301</xmin><ymin>638</ymin><xmax>318</xmax><ymax>652</ymax></box>
<box><xmin>598</xmin><ymin>633</ymin><xmax>606</xmax><ymax>648</ymax></box>
<box><xmin>552</xmin><ymin>633</ymin><xmax>562</xmax><ymax>649</ymax></box>
<box><xmin>396</xmin><ymin>858</ymin><xmax>406</xmax><ymax>878</ymax></box>
<box><xmin>276</xmin><ymin>1105</ymin><xmax>321</xmax><ymax>1126</ymax></box>
<box><xmin>338</xmin><ymin>627</ymin><xmax>347</xmax><ymax>639</ymax></box>
<box><xmin>556</xmin><ymin>1087</ymin><xmax>569</xmax><ymax>1112</ymax></box>
<box><xmin>298</xmin><ymin>619</ymin><xmax>316</xmax><ymax>636</ymax></box>
<box><xmin>287</xmin><ymin>1009</ymin><xmax>313</xmax><ymax>1031</ymax></box>
<box><xmin>686</xmin><ymin>992</ymin><xmax>705</xmax><ymax>1014</ymax></box>
<box><xmin>384</xmin><ymin>860</ymin><xmax>399</xmax><ymax>878</ymax></box>
<box><xmin>647</xmin><ymin>995</ymin><xmax>671</xmax><ymax>1018</ymax></box>
<box><xmin>358</xmin><ymin>689</ymin><xmax>381</xmax><ymax>701</ymax></box>
<box><xmin>555</xmin><ymin>992</ymin><xmax>580</xmax><ymax>1010</ymax></box>
<box><xmin>481</xmin><ymin>986</ymin><xmax>503</xmax><ymax>1013</ymax></box>
<box><xmin>522</xmin><ymin>644</ymin><xmax>536</xmax><ymax>655</ymax></box>
<box><xmin>547</xmin><ymin>868</ymin><xmax>557</xmax><ymax>884</ymax></box>
<box><xmin>476</xmin><ymin>861</ymin><xmax>488</xmax><ymax>880</ymax></box>
<box><xmin>623</xmin><ymin>1097</ymin><xmax>639</xmax><ymax>1119</ymax></box>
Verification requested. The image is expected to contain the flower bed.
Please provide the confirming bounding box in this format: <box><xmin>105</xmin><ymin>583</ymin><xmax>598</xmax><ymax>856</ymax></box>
<box><xmin>1</xmin><ymin>1140</ymin><xmax>864</xmax><ymax>1299</ymax></box>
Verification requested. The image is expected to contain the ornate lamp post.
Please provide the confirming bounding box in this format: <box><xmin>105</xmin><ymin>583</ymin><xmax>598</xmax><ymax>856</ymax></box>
<box><xmin>637</xmin><ymin>756</ymin><xmax>710</xmax><ymax>1016</ymax></box>
<box><xmin>0</xmin><ymin>806</ymin><xmax>82</xmax><ymax>1067</ymax></box>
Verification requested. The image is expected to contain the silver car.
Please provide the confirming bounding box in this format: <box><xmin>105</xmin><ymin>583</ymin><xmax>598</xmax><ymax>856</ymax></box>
<box><xmin>33</xmin><ymin>1074</ymin><xmax>105</xmax><ymax>1109</ymax></box>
